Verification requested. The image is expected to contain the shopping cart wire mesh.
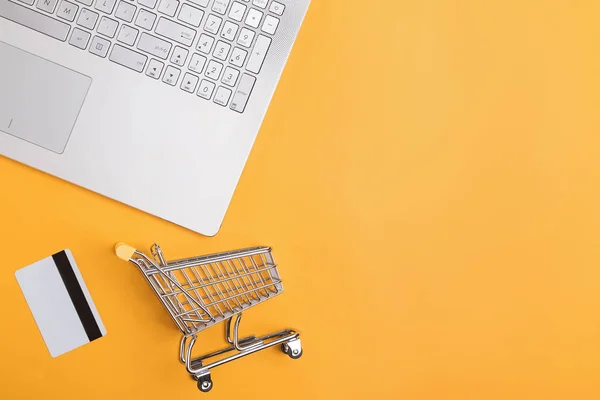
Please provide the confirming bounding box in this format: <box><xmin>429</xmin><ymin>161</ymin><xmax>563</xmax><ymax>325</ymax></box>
<box><xmin>116</xmin><ymin>242</ymin><xmax>302</xmax><ymax>393</ymax></box>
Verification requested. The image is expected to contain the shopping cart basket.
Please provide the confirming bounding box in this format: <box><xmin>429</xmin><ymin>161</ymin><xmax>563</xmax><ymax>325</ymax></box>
<box><xmin>115</xmin><ymin>242</ymin><xmax>302</xmax><ymax>392</ymax></box>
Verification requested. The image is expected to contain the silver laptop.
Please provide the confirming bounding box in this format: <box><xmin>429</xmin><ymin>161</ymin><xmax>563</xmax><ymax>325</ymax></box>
<box><xmin>0</xmin><ymin>0</ymin><xmax>310</xmax><ymax>235</ymax></box>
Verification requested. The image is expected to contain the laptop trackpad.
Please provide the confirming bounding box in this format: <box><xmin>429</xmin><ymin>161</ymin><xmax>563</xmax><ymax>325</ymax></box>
<box><xmin>0</xmin><ymin>42</ymin><xmax>91</xmax><ymax>154</ymax></box>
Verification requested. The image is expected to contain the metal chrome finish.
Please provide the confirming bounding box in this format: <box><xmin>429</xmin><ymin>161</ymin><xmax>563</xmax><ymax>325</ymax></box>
<box><xmin>119</xmin><ymin>243</ymin><xmax>302</xmax><ymax>392</ymax></box>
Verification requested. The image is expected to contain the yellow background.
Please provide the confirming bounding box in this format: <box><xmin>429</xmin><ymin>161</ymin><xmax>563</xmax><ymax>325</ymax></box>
<box><xmin>1</xmin><ymin>0</ymin><xmax>600</xmax><ymax>398</ymax></box>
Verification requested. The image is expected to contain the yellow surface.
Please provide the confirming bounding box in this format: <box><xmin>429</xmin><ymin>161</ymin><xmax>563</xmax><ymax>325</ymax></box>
<box><xmin>1</xmin><ymin>0</ymin><xmax>600</xmax><ymax>398</ymax></box>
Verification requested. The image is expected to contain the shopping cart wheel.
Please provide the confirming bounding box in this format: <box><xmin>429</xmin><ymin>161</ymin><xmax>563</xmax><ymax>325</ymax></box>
<box><xmin>289</xmin><ymin>349</ymin><xmax>303</xmax><ymax>359</ymax></box>
<box><xmin>281</xmin><ymin>343</ymin><xmax>303</xmax><ymax>359</ymax></box>
<box><xmin>197</xmin><ymin>374</ymin><xmax>213</xmax><ymax>392</ymax></box>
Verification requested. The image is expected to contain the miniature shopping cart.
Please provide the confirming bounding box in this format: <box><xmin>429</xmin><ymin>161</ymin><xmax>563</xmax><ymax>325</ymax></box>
<box><xmin>115</xmin><ymin>242</ymin><xmax>302</xmax><ymax>392</ymax></box>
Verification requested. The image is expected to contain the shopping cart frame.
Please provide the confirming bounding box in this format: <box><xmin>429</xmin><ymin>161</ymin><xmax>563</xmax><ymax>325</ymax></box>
<box><xmin>116</xmin><ymin>243</ymin><xmax>302</xmax><ymax>392</ymax></box>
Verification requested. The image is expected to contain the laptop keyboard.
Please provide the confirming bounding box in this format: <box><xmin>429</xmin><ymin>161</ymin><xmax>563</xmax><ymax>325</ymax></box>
<box><xmin>0</xmin><ymin>0</ymin><xmax>286</xmax><ymax>112</ymax></box>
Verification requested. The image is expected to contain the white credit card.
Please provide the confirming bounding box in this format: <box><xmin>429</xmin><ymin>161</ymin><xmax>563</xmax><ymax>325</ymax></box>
<box><xmin>15</xmin><ymin>250</ymin><xmax>106</xmax><ymax>357</ymax></box>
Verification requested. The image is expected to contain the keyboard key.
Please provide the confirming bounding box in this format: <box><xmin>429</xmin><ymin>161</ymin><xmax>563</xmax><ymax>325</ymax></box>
<box><xmin>196</xmin><ymin>33</ymin><xmax>214</xmax><ymax>53</ymax></box>
<box><xmin>203</xmin><ymin>13</ymin><xmax>221</xmax><ymax>34</ymax></box>
<box><xmin>180</xmin><ymin>72</ymin><xmax>199</xmax><ymax>93</ymax></box>
<box><xmin>211</xmin><ymin>0</ymin><xmax>228</xmax><ymax>14</ymax></box>
<box><xmin>157</xmin><ymin>0</ymin><xmax>177</xmax><ymax>16</ymax></box>
<box><xmin>136</xmin><ymin>32</ymin><xmax>171</xmax><ymax>59</ymax></box>
<box><xmin>213</xmin><ymin>40</ymin><xmax>230</xmax><ymax>61</ymax></box>
<box><xmin>162</xmin><ymin>65</ymin><xmax>180</xmax><ymax>85</ymax></box>
<box><xmin>221</xmin><ymin>66</ymin><xmax>239</xmax><ymax>86</ymax></box>
<box><xmin>36</xmin><ymin>0</ymin><xmax>58</xmax><ymax>13</ymax></box>
<box><xmin>97</xmin><ymin>16</ymin><xmax>118</xmax><ymax>38</ymax></box>
<box><xmin>229</xmin><ymin>47</ymin><xmax>247</xmax><ymax>67</ymax></box>
<box><xmin>237</xmin><ymin>27</ymin><xmax>254</xmax><ymax>47</ymax></box>
<box><xmin>261</xmin><ymin>14</ymin><xmax>278</xmax><ymax>34</ymax></box>
<box><xmin>178</xmin><ymin>3</ymin><xmax>203</xmax><ymax>27</ymax></box>
<box><xmin>205</xmin><ymin>59</ymin><xmax>223</xmax><ymax>79</ymax></box>
<box><xmin>269</xmin><ymin>1</ymin><xmax>284</xmax><ymax>15</ymax></box>
<box><xmin>230</xmin><ymin>72</ymin><xmax>255</xmax><ymax>113</ymax></box>
<box><xmin>117</xmin><ymin>24</ymin><xmax>138</xmax><ymax>45</ymax></box>
<box><xmin>197</xmin><ymin>79</ymin><xmax>215</xmax><ymax>99</ymax></box>
<box><xmin>94</xmin><ymin>0</ymin><xmax>116</xmax><ymax>14</ymax></box>
<box><xmin>170</xmin><ymin>45</ymin><xmax>188</xmax><ymax>66</ymax></box>
<box><xmin>188</xmin><ymin>0</ymin><xmax>208</xmax><ymax>7</ymax></box>
<box><xmin>69</xmin><ymin>27</ymin><xmax>91</xmax><ymax>49</ymax></box>
<box><xmin>89</xmin><ymin>35</ymin><xmax>110</xmax><ymax>57</ymax></box>
<box><xmin>228</xmin><ymin>1</ymin><xmax>245</xmax><ymax>21</ymax></box>
<box><xmin>155</xmin><ymin>17</ymin><xmax>196</xmax><ymax>46</ymax></box>
<box><xmin>77</xmin><ymin>8</ymin><xmax>98</xmax><ymax>30</ymax></box>
<box><xmin>135</xmin><ymin>8</ymin><xmax>156</xmax><ymax>30</ymax></box>
<box><xmin>115</xmin><ymin>1</ymin><xmax>136</xmax><ymax>22</ymax></box>
<box><xmin>0</xmin><ymin>0</ymin><xmax>70</xmax><ymax>40</ymax></box>
<box><xmin>146</xmin><ymin>58</ymin><xmax>164</xmax><ymax>78</ymax></box>
<box><xmin>188</xmin><ymin>53</ymin><xmax>207</xmax><ymax>72</ymax></box>
<box><xmin>214</xmin><ymin>86</ymin><xmax>232</xmax><ymax>106</ymax></box>
<box><xmin>75</xmin><ymin>0</ymin><xmax>92</xmax><ymax>6</ymax></box>
<box><xmin>56</xmin><ymin>1</ymin><xmax>78</xmax><ymax>22</ymax></box>
<box><xmin>252</xmin><ymin>0</ymin><xmax>266</xmax><ymax>9</ymax></box>
<box><xmin>110</xmin><ymin>44</ymin><xmax>147</xmax><ymax>72</ymax></box>
<box><xmin>246</xmin><ymin>33</ymin><xmax>269</xmax><ymax>73</ymax></box>
<box><xmin>244</xmin><ymin>7</ymin><xmax>261</xmax><ymax>28</ymax></box>
<box><xmin>18</xmin><ymin>0</ymin><xmax>35</xmax><ymax>5</ymax></box>
<box><xmin>220</xmin><ymin>20</ymin><xmax>238</xmax><ymax>41</ymax></box>
<box><xmin>137</xmin><ymin>0</ymin><xmax>156</xmax><ymax>9</ymax></box>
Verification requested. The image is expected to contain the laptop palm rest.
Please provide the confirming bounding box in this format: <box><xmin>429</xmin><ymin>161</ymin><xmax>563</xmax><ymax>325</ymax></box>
<box><xmin>0</xmin><ymin>42</ymin><xmax>91</xmax><ymax>154</ymax></box>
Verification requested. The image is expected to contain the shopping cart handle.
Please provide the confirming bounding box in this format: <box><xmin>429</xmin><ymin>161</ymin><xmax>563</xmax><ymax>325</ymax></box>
<box><xmin>115</xmin><ymin>242</ymin><xmax>137</xmax><ymax>261</ymax></box>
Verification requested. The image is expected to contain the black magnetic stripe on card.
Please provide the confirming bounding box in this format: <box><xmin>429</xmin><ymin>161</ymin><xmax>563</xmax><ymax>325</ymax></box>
<box><xmin>52</xmin><ymin>251</ymin><xmax>102</xmax><ymax>342</ymax></box>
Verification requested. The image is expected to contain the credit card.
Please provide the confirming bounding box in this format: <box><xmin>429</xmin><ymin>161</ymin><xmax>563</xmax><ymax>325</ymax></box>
<box><xmin>15</xmin><ymin>250</ymin><xmax>106</xmax><ymax>357</ymax></box>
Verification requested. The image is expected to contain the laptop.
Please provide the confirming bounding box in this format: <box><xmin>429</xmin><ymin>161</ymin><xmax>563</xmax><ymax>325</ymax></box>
<box><xmin>0</xmin><ymin>0</ymin><xmax>310</xmax><ymax>236</ymax></box>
